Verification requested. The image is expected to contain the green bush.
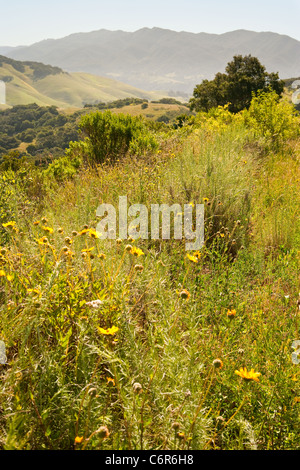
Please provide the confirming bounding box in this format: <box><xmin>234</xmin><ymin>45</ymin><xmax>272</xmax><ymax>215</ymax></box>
<box><xmin>244</xmin><ymin>90</ymin><xmax>300</xmax><ymax>149</ymax></box>
<box><xmin>44</xmin><ymin>154</ymin><xmax>82</xmax><ymax>181</ymax></box>
<box><xmin>78</xmin><ymin>110</ymin><xmax>158</xmax><ymax>165</ymax></box>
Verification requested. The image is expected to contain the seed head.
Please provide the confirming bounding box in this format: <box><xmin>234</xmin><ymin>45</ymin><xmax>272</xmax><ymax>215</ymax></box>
<box><xmin>213</xmin><ymin>358</ymin><xmax>223</xmax><ymax>369</ymax></box>
<box><xmin>133</xmin><ymin>382</ymin><xmax>143</xmax><ymax>394</ymax></box>
<box><xmin>134</xmin><ymin>264</ymin><xmax>144</xmax><ymax>272</ymax></box>
<box><xmin>171</xmin><ymin>422</ymin><xmax>180</xmax><ymax>430</ymax></box>
<box><xmin>97</xmin><ymin>426</ymin><xmax>110</xmax><ymax>439</ymax></box>
<box><xmin>179</xmin><ymin>289</ymin><xmax>190</xmax><ymax>300</ymax></box>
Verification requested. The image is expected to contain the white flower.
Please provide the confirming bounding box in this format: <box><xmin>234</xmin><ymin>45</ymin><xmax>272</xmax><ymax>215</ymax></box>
<box><xmin>86</xmin><ymin>300</ymin><xmax>103</xmax><ymax>309</ymax></box>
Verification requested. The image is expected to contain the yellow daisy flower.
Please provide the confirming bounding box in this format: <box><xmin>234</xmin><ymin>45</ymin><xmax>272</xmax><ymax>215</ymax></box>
<box><xmin>186</xmin><ymin>253</ymin><xmax>198</xmax><ymax>263</ymax></box>
<box><xmin>98</xmin><ymin>325</ymin><xmax>119</xmax><ymax>336</ymax></box>
<box><xmin>2</xmin><ymin>221</ymin><xmax>16</xmax><ymax>229</ymax></box>
<box><xmin>227</xmin><ymin>309</ymin><xmax>236</xmax><ymax>319</ymax></box>
<box><xmin>235</xmin><ymin>367</ymin><xmax>261</xmax><ymax>383</ymax></box>
<box><xmin>42</xmin><ymin>226</ymin><xmax>54</xmax><ymax>234</ymax></box>
<box><xmin>131</xmin><ymin>246</ymin><xmax>144</xmax><ymax>257</ymax></box>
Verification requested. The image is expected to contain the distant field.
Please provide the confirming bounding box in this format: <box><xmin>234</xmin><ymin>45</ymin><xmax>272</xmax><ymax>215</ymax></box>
<box><xmin>99</xmin><ymin>102</ymin><xmax>192</xmax><ymax>122</ymax></box>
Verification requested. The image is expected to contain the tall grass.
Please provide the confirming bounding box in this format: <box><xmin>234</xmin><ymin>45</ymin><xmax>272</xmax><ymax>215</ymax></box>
<box><xmin>0</xmin><ymin>100</ymin><xmax>299</xmax><ymax>450</ymax></box>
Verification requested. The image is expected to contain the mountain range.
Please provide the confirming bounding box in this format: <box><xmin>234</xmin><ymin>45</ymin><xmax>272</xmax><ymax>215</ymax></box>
<box><xmin>1</xmin><ymin>28</ymin><xmax>300</xmax><ymax>94</ymax></box>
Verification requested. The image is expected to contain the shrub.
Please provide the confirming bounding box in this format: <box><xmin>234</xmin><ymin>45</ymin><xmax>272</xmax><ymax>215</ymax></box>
<box><xmin>244</xmin><ymin>90</ymin><xmax>300</xmax><ymax>149</ymax></box>
<box><xmin>44</xmin><ymin>154</ymin><xmax>82</xmax><ymax>181</ymax></box>
<box><xmin>78</xmin><ymin>110</ymin><xmax>158</xmax><ymax>165</ymax></box>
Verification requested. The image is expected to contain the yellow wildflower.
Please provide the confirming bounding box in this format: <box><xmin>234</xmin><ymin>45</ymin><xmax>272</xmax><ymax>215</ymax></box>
<box><xmin>98</xmin><ymin>325</ymin><xmax>119</xmax><ymax>336</ymax></box>
<box><xmin>106</xmin><ymin>377</ymin><xmax>115</xmax><ymax>386</ymax></box>
<box><xmin>186</xmin><ymin>254</ymin><xmax>198</xmax><ymax>263</ymax></box>
<box><xmin>0</xmin><ymin>270</ymin><xmax>6</xmax><ymax>277</ymax></box>
<box><xmin>2</xmin><ymin>221</ymin><xmax>16</xmax><ymax>229</ymax></box>
<box><xmin>235</xmin><ymin>367</ymin><xmax>261</xmax><ymax>383</ymax></box>
<box><xmin>74</xmin><ymin>436</ymin><xmax>84</xmax><ymax>444</ymax></box>
<box><xmin>42</xmin><ymin>226</ymin><xmax>54</xmax><ymax>234</ymax></box>
<box><xmin>27</xmin><ymin>288</ymin><xmax>41</xmax><ymax>296</ymax></box>
<box><xmin>227</xmin><ymin>309</ymin><xmax>236</xmax><ymax>319</ymax></box>
<box><xmin>37</xmin><ymin>236</ymin><xmax>49</xmax><ymax>245</ymax></box>
<box><xmin>131</xmin><ymin>246</ymin><xmax>144</xmax><ymax>257</ymax></box>
<box><xmin>89</xmin><ymin>229</ymin><xmax>100</xmax><ymax>239</ymax></box>
<box><xmin>81</xmin><ymin>247</ymin><xmax>95</xmax><ymax>253</ymax></box>
<box><xmin>79</xmin><ymin>229</ymin><xmax>89</xmax><ymax>236</ymax></box>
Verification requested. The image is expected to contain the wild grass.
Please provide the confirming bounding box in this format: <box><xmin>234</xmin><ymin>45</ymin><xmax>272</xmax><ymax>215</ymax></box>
<box><xmin>0</xmin><ymin>98</ymin><xmax>299</xmax><ymax>450</ymax></box>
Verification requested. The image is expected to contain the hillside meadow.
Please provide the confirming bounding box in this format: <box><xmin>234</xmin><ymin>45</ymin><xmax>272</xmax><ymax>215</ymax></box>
<box><xmin>0</xmin><ymin>55</ymin><xmax>167</xmax><ymax>109</ymax></box>
<box><xmin>0</xmin><ymin>91</ymin><xmax>299</xmax><ymax>450</ymax></box>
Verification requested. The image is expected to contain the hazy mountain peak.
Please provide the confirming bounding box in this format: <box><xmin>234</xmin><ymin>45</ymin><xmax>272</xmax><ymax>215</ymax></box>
<box><xmin>1</xmin><ymin>28</ymin><xmax>299</xmax><ymax>94</ymax></box>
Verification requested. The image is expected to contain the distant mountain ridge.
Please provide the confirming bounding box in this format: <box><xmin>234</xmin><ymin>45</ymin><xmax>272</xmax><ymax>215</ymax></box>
<box><xmin>1</xmin><ymin>28</ymin><xmax>300</xmax><ymax>94</ymax></box>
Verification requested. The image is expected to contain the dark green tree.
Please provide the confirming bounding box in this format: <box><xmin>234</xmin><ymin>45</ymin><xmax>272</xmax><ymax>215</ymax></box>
<box><xmin>190</xmin><ymin>55</ymin><xmax>285</xmax><ymax>113</ymax></box>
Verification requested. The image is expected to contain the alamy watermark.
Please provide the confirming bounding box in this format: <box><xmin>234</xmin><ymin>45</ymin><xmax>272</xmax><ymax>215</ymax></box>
<box><xmin>96</xmin><ymin>196</ymin><xmax>204</xmax><ymax>251</ymax></box>
<box><xmin>0</xmin><ymin>80</ymin><xmax>6</xmax><ymax>105</ymax></box>
<box><xmin>0</xmin><ymin>340</ymin><xmax>7</xmax><ymax>364</ymax></box>
<box><xmin>292</xmin><ymin>340</ymin><xmax>300</xmax><ymax>365</ymax></box>
<box><xmin>292</xmin><ymin>80</ymin><xmax>300</xmax><ymax>106</ymax></box>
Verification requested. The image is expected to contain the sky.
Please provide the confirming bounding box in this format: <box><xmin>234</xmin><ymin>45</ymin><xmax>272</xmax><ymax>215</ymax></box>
<box><xmin>1</xmin><ymin>0</ymin><xmax>300</xmax><ymax>46</ymax></box>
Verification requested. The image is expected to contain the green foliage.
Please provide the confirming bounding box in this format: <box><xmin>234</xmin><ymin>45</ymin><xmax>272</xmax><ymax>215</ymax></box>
<box><xmin>0</xmin><ymin>55</ymin><xmax>63</xmax><ymax>79</ymax></box>
<box><xmin>84</xmin><ymin>98</ymin><xmax>148</xmax><ymax>110</ymax></box>
<box><xmin>152</xmin><ymin>98</ymin><xmax>184</xmax><ymax>105</ymax></box>
<box><xmin>44</xmin><ymin>154</ymin><xmax>82</xmax><ymax>181</ymax></box>
<box><xmin>0</xmin><ymin>151</ymin><xmax>33</xmax><ymax>172</ymax></box>
<box><xmin>23</xmin><ymin>61</ymin><xmax>63</xmax><ymax>80</ymax></box>
<box><xmin>244</xmin><ymin>89</ymin><xmax>300</xmax><ymax>149</ymax></box>
<box><xmin>0</xmin><ymin>55</ymin><xmax>25</xmax><ymax>73</ymax></box>
<box><xmin>78</xmin><ymin>110</ymin><xmax>158</xmax><ymax>165</ymax></box>
<box><xmin>190</xmin><ymin>55</ymin><xmax>284</xmax><ymax>113</ymax></box>
<box><xmin>0</xmin><ymin>103</ymin><xmax>80</xmax><ymax>164</ymax></box>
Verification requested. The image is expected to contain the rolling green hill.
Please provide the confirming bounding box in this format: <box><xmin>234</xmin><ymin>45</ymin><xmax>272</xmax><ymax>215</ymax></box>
<box><xmin>0</xmin><ymin>55</ymin><xmax>166</xmax><ymax>108</ymax></box>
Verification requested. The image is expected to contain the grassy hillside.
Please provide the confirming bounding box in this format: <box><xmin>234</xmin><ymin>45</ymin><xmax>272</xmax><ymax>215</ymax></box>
<box><xmin>0</xmin><ymin>93</ymin><xmax>299</xmax><ymax>450</ymax></box>
<box><xmin>0</xmin><ymin>56</ymin><xmax>166</xmax><ymax>108</ymax></box>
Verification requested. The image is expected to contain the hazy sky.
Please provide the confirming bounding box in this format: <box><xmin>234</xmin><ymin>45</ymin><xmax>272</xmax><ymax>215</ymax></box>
<box><xmin>1</xmin><ymin>0</ymin><xmax>300</xmax><ymax>46</ymax></box>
